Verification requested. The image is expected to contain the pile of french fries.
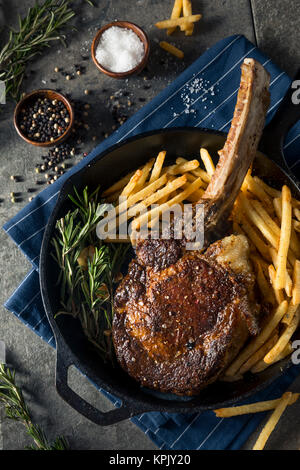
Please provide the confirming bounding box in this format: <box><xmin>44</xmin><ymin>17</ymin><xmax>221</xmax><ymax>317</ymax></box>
<box><xmin>155</xmin><ymin>0</ymin><xmax>201</xmax><ymax>36</ymax></box>
<box><xmin>102</xmin><ymin>147</ymin><xmax>300</xmax><ymax>377</ymax></box>
<box><xmin>224</xmin><ymin>168</ymin><xmax>300</xmax><ymax>378</ymax></box>
<box><xmin>102</xmin><ymin>148</ymin><xmax>300</xmax><ymax>450</ymax></box>
<box><xmin>155</xmin><ymin>1</ymin><xmax>201</xmax><ymax>59</ymax></box>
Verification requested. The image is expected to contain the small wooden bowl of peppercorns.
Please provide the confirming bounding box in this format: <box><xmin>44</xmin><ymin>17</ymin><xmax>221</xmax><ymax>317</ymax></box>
<box><xmin>14</xmin><ymin>89</ymin><xmax>74</xmax><ymax>147</ymax></box>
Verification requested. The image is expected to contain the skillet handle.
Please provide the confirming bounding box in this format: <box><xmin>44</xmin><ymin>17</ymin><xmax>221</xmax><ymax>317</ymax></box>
<box><xmin>260</xmin><ymin>68</ymin><xmax>300</xmax><ymax>173</ymax></box>
<box><xmin>55</xmin><ymin>338</ymin><xmax>144</xmax><ymax>426</ymax></box>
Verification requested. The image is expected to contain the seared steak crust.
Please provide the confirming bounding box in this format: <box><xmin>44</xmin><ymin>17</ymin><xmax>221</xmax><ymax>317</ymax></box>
<box><xmin>113</xmin><ymin>237</ymin><xmax>258</xmax><ymax>395</ymax></box>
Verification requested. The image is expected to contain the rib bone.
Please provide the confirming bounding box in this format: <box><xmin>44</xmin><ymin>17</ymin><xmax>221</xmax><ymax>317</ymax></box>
<box><xmin>201</xmin><ymin>58</ymin><xmax>270</xmax><ymax>245</ymax></box>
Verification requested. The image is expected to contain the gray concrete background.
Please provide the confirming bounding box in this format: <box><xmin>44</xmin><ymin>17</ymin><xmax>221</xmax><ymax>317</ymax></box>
<box><xmin>0</xmin><ymin>0</ymin><xmax>300</xmax><ymax>451</ymax></box>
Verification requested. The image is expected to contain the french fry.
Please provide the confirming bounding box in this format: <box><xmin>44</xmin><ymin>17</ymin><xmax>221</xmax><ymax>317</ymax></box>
<box><xmin>167</xmin><ymin>0</ymin><xmax>183</xmax><ymax>35</ymax></box>
<box><xmin>182</xmin><ymin>0</ymin><xmax>194</xmax><ymax>36</ymax></box>
<box><xmin>238</xmin><ymin>332</ymin><xmax>279</xmax><ymax>374</ymax></box>
<box><xmin>242</xmin><ymin>173</ymin><xmax>274</xmax><ymax>214</ymax></box>
<box><xmin>250</xmin><ymin>342</ymin><xmax>293</xmax><ymax>373</ymax></box>
<box><xmin>293</xmin><ymin>219</ymin><xmax>300</xmax><ymax>232</ymax></box>
<box><xmin>282</xmin><ymin>300</ymin><xmax>300</xmax><ymax>325</ymax></box>
<box><xmin>214</xmin><ymin>393</ymin><xmax>299</xmax><ymax>418</ymax></box>
<box><xmin>149</xmin><ymin>151</ymin><xmax>166</xmax><ymax>183</ymax></box>
<box><xmin>102</xmin><ymin>170</ymin><xmax>135</xmax><ymax>196</ymax></box>
<box><xmin>269</xmin><ymin>246</ymin><xmax>292</xmax><ymax>298</ymax></box>
<box><xmin>200</xmin><ymin>148</ymin><xmax>215</xmax><ymax>177</ymax></box>
<box><xmin>128</xmin><ymin>175</ymin><xmax>187</xmax><ymax>218</ymax></box>
<box><xmin>131</xmin><ymin>176</ymin><xmax>203</xmax><ymax>230</ymax></box>
<box><xmin>268</xmin><ymin>265</ymin><xmax>285</xmax><ymax>304</ymax></box>
<box><xmin>274</xmin><ymin>186</ymin><xmax>292</xmax><ymax>289</ymax></box>
<box><xmin>225</xmin><ymin>301</ymin><xmax>288</xmax><ymax>377</ymax></box>
<box><xmin>132</xmin><ymin>158</ymin><xmax>155</xmax><ymax>193</ymax></box>
<box><xmin>234</xmin><ymin>208</ymin><xmax>271</xmax><ymax>261</ymax></box>
<box><xmin>159</xmin><ymin>41</ymin><xmax>184</xmax><ymax>59</ymax></box>
<box><xmin>253</xmin><ymin>392</ymin><xmax>292</xmax><ymax>450</ymax></box>
<box><xmin>120</xmin><ymin>169</ymin><xmax>143</xmax><ymax>197</ymax></box>
<box><xmin>294</xmin><ymin>207</ymin><xmax>300</xmax><ymax>221</ymax></box>
<box><xmin>167</xmin><ymin>159</ymin><xmax>200</xmax><ymax>175</ymax></box>
<box><xmin>114</xmin><ymin>174</ymin><xmax>168</xmax><ymax>217</ymax></box>
<box><xmin>292</xmin><ymin>260</ymin><xmax>300</xmax><ymax>305</ymax></box>
<box><xmin>263</xmin><ymin>307</ymin><xmax>300</xmax><ymax>364</ymax></box>
<box><xmin>155</xmin><ymin>14</ymin><xmax>202</xmax><ymax>30</ymax></box>
<box><xmin>251</xmin><ymin>256</ymin><xmax>276</xmax><ymax>306</ymax></box>
<box><xmin>238</xmin><ymin>194</ymin><xmax>279</xmax><ymax>249</ymax></box>
<box><xmin>274</xmin><ymin>197</ymin><xmax>300</xmax><ymax>259</ymax></box>
<box><xmin>176</xmin><ymin>157</ymin><xmax>210</xmax><ymax>183</ymax></box>
<box><xmin>253</xmin><ymin>176</ymin><xmax>281</xmax><ymax>199</ymax></box>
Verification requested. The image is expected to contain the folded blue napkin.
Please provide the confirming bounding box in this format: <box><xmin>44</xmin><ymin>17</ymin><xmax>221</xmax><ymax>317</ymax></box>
<box><xmin>3</xmin><ymin>34</ymin><xmax>300</xmax><ymax>450</ymax></box>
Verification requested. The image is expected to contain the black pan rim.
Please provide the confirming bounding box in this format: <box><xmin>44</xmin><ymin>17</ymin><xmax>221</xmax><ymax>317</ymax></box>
<box><xmin>39</xmin><ymin>126</ymin><xmax>296</xmax><ymax>416</ymax></box>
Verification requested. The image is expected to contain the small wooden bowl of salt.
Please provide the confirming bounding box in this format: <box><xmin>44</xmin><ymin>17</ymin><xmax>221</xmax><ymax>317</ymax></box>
<box><xmin>91</xmin><ymin>21</ymin><xmax>150</xmax><ymax>78</ymax></box>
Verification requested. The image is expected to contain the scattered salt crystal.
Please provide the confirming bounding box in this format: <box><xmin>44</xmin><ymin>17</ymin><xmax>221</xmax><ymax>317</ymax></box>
<box><xmin>95</xmin><ymin>26</ymin><xmax>144</xmax><ymax>73</ymax></box>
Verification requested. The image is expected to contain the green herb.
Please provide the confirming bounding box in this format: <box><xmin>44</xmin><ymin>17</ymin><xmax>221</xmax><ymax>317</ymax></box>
<box><xmin>0</xmin><ymin>0</ymin><xmax>94</xmax><ymax>101</ymax></box>
<box><xmin>52</xmin><ymin>186</ymin><xmax>130</xmax><ymax>363</ymax></box>
<box><xmin>0</xmin><ymin>363</ymin><xmax>69</xmax><ymax>450</ymax></box>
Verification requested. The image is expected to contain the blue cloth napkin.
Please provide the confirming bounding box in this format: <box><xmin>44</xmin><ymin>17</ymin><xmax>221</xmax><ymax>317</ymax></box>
<box><xmin>3</xmin><ymin>34</ymin><xmax>300</xmax><ymax>450</ymax></box>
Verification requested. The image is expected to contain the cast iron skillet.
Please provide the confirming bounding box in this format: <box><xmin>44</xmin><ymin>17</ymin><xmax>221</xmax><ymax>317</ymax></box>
<box><xmin>40</xmin><ymin>73</ymin><xmax>300</xmax><ymax>426</ymax></box>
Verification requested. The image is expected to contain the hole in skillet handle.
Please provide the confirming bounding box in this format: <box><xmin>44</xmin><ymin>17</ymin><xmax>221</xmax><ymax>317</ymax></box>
<box><xmin>260</xmin><ymin>68</ymin><xmax>300</xmax><ymax>186</ymax></box>
<box><xmin>54</xmin><ymin>332</ymin><xmax>152</xmax><ymax>426</ymax></box>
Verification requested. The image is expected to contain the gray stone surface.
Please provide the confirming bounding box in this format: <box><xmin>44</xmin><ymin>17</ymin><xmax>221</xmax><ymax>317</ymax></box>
<box><xmin>0</xmin><ymin>0</ymin><xmax>299</xmax><ymax>451</ymax></box>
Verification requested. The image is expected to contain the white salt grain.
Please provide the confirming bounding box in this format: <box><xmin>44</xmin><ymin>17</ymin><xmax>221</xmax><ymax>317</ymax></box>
<box><xmin>95</xmin><ymin>26</ymin><xmax>144</xmax><ymax>73</ymax></box>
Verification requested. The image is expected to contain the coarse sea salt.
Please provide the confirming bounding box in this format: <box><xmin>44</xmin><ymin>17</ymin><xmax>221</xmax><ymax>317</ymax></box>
<box><xmin>95</xmin><ymin>26</ymin><xmax>144</xmax><ymax>73</ymax></box>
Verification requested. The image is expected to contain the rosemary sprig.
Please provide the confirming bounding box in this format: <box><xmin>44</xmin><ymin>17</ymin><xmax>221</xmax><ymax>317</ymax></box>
<box><xmin>0</xmin><ymin>0</ymin><xmax>93</xmax><ymax>101</ymax></box>
<box><xmin>0</xmin><ymin>363</ymin><xmax>68</xmax><ymax>450</ymax></box>
<box><xmin>52</xmin><ymin>186</ymin><xmax>130</xmax><ymax>363</ymax></box>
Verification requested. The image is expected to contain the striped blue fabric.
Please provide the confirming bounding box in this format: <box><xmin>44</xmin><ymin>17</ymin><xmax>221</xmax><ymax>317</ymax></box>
<box><xmin>3</xmin><ymin>35</ymin><xmax>300</xmax><ymax>450</ymax></box>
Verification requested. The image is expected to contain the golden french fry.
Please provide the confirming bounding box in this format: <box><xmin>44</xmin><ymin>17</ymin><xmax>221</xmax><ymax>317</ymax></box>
<box><xmin>132</xmin><ymin>176</ymin><xmax>203</xmax><ymax>230</ymax></box>
<box><xmin>182</xmin><ymin>0</ymin><xmax>194</xmax><ymax>35</ymax></box>
<box><xmin>251</xmin><ymin>342</ymin><xmax>293</xmax><ymax>373</ymax></box>
<box><xmin>238</xmin><ymin>332</ymin><xmax>279</xmax><ymax>375</ymax></box>
<box><xmin>167</xmin><ymin>159</ymin><xmax>200</xmax><ymax>175</ymax></box>
<box><xmin>292</xmin><ymin>260</ymin><xmax>300</xmax><ymax>305</ymax></box>
<box><xmin>268</xmin><ymin>265</ymin><xmax>285</xmax><ymax>305</ymax></box>
<box><xmin>234</xmin><ymin>207</ymin><xmax>271</xmax><ymax>261</ymax></box>
<box><xmin>182</xmin><ymin>183</ymin><xmax>204</xmax><ymax>202</ymax></box>
<box><xmin>253</xmin><ymin>392</ymin><xmax>293</xmax><ymax>450</ymax></box>
<box><xmin>128</xmin><ymin>175</ymin><xmax>187</xmax><ymax>218</ymax></box>
<box><xmin>238</xmin><ymin>194</ymin><xmax>279</xmax><ymax>249</ymax></box>
<box><xmin>155</xmin><ymin>14</ymin><xmax>202</xmax><ymax>30</ymax></box>
<box><xmin>114</xmin><ymin>174</ymin><xmax>168</xmax><ymax>217</ymax></box>
<box><xmin>253</xmin><ymin>176</ymin><xmax>281</xmax><ymax>199</ymax></box>
<box><xmin>282</xmin><ymin>300</ymin><xmax>300</xmax><ymax>325</ymax></box>
<box><xmin>132</xmin><ymin>158</ymin><xmax>155</xmax><ymax>193</ymax></box>
<box><xmin>269</xmin><ymin>246</ymin><xmax>292</xmax><ymax>298</ymax></box>
<box><xmin>225</xmin><ymin>301</ymin><xmax>288</xmax><ymax>377</ymax></box>
<box><xmin>251</xmin><ymin>256</ymin><xmax>276</xmax><ymax>306</ymax></box>
<box><xmin>274</xmin><ymin>186</ymin><xmax>292</xmax><ymax>289</ymax></box>
<box><xmin>120</xmin><ymin>169</ymin><xmax>143</xmax><ymax>197</ymax></box>
<box><xmin>159</xmin><ymin>41</ymin><xmax>184</xmax><ymax>59</ymax></box>
<box><xmin>200</xmin><ymin>148</ymin><xmax>215</xmax><ymax>177</ymax></box>
<box><xmin>274</xmin><ymin>197</ymin><xmax>300</xmax><ymax>259</ymax></box>
<box><xmin>293</xmin><ymin>219</ymin><xmax>300</xmax><ymax>232</ymax></box>
<box><xmin>102</xmin><ymin>170</ymin><xmax>135</xmax><ymax>196</ymax></box>
<box><xmin>214</xmin><ymin>393</ymin><xmax>299</xmax><ymax>418</ymax></box>
<box><xmin>263</xmin><ymin>307</ymin><xmax>300</xmax><ymax>364</ymax></box>
<box><xmin>167</xmin><ymin>0</ymin><xmax>183</xmax><ymax>35</ymax></box>
<box><xmin>242</xmin><ymin>173</ymin><xmax>274</xmax><ymax>214</ymax></box>
<box><xmin>149</xmin><ymin>151</ymin><xmax>166</xmax><ymax>183</ymax></box>
<box><xmin>176</xmin><ymin>157</ymin><xmax>210</xmax><ymax>183</ymax></box>
<box><xmin>294</xmin><ymin>207</ymin><xmax>300</xmax><ymax>221</ymax></box>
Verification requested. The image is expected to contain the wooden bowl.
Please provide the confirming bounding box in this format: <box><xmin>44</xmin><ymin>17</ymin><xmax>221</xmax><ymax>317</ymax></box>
<box><xmin>14</xmin><ymin>89</ymin><xmax>74</xmax><ymax>147</ymax></box>
<box><xmin>91</xmin><ymin>21</ymin><xmax>150</xmax><ymax>78</ymax></box>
